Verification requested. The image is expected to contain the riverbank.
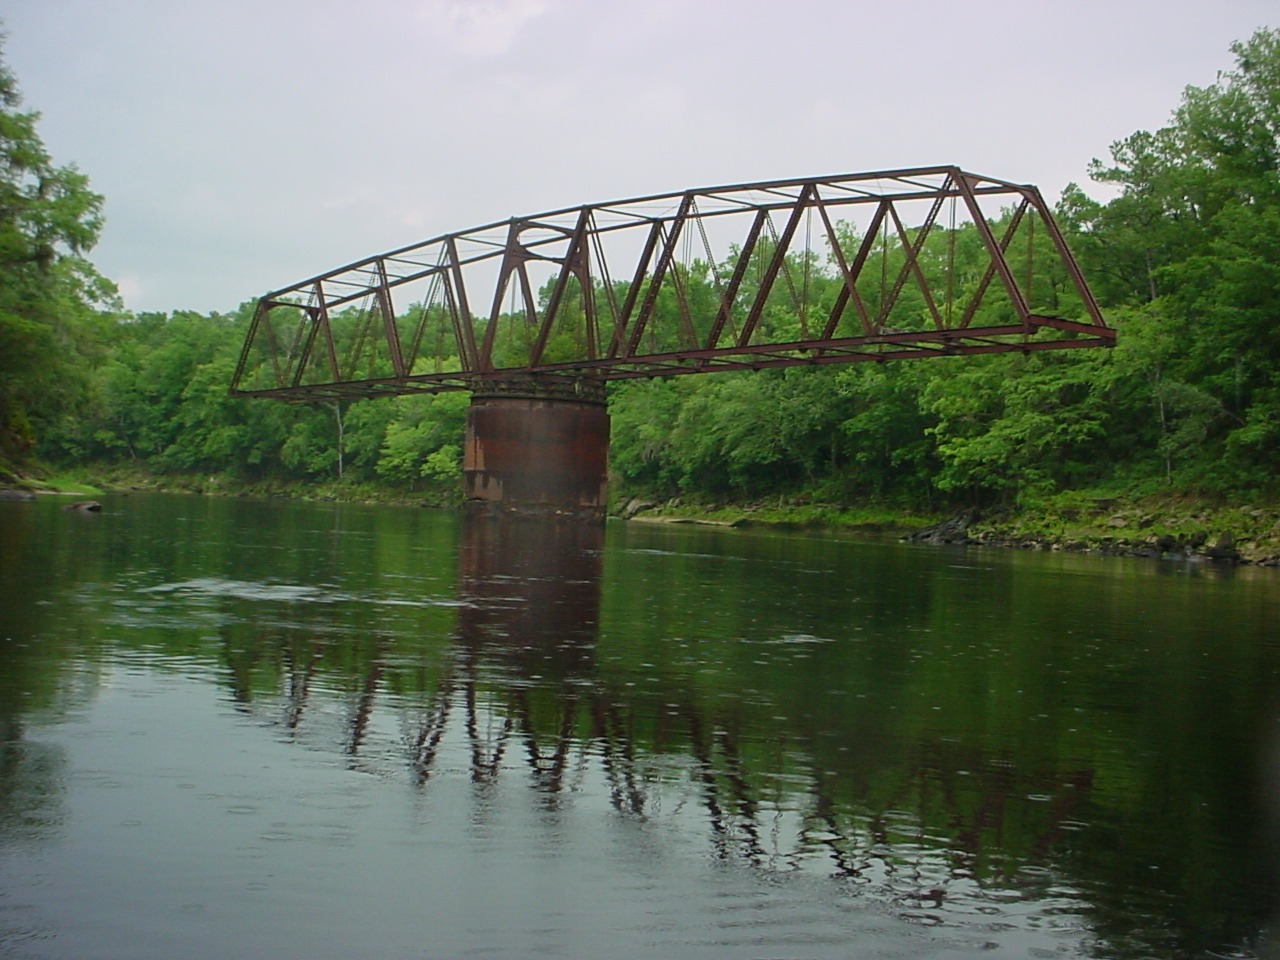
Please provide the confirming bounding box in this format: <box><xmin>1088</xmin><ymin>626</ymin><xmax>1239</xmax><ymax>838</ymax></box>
<box><xmin>6</xmin><ymin>463</ymin><xmax>1279</xmax><ymax>566</ymax></box>
<box><xmin>619</xmin><ymin>493</ymin><xmax>1280</xmax><ymax>567</ymax></box>
<box><xmin>1</xmin><ymin>463</ymin><xmax>457</xmax><ymax>509</ymax></box>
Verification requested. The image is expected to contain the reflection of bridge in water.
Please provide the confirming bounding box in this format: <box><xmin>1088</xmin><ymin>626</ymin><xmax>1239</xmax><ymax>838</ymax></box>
<box><xmin>222</xmin><ymin>169</ymin><xmax>1110</xmax><ymax>883</ymax></box>
<box><xmin>226</xmin><ymin>516</ymin><xmax>1094</xmax><ymax>896</ymax></box>
<box><xmin>232</xmin><ymin>168</ymin><xmax>1113</xmax><ymax>520</ymax></box>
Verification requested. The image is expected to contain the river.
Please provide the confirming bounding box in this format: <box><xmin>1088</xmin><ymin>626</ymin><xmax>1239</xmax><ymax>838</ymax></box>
<box><xmin>1</xmin><ymin>493</ymin><xmax>1278</xmax><ymax>959</ymax></box>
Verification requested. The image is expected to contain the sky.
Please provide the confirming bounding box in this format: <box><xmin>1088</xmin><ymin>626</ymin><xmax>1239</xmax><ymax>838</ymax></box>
<box><xmin>2</xmin><ymin>0</ymin><xmax>1275</xmax><ymax>316</ymax></box>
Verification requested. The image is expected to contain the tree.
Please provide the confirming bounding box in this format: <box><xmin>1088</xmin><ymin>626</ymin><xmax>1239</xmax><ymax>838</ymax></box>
<box><xmin>0</xmin><ymin>36</ymin><xmax>112</xmax><ymax>465</ymax></box>
<box><xmin>375</xmin><ymin>392</ymin><xmax>468</xmax><ymax>489</ymax></box>
<box><xmin>1065</xmin><ymin>28</ymin><xmax>1280</xmax><ymax>492</ymax></box>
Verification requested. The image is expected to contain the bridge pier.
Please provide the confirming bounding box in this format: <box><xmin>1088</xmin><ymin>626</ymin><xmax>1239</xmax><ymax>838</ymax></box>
<box><xmin>463</xmin><ymin>377</ymin><xmax>609</xmax><ymax>523</ymax></box>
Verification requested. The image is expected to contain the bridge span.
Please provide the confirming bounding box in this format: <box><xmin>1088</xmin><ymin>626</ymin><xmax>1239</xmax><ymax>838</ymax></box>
<box><xmin>231</xmin><ymin>166</ymin><xmax>1112</xmax><ymax>520</ymax></box>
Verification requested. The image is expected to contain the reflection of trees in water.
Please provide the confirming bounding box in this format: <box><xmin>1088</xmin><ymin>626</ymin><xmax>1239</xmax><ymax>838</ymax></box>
<box><xmin>0</xmin><ymin>719</ymin><xmax>67</xmax><ymax>846</ymax></box>
<box><xmin>211</xmin><ymin>586</ymin><xmax>1280</xmax><ymax>960</ymax></box>
<box><xmin>4</xmin><ymin>499</ymin><xmax>1276</xmax><ymax>958</ymax></box>
<box><xmin>209</xmin><ymin>517</ymin><xmax>1278</xmax><ymax>960</ymax></box>
<box><xmin>233</xmin><ymin>615</ymin><xmax>1096</xmax><ymax>882</ymax></box>
<box><xmin>389</xmin><ymin>665</ymin><xmax>1102</xmax><ymax>935</ymax></box>
<box><xmin>0</xmin><ymin>506</ymin><xmax>80</xmax><ymax>853</ymax></box>
<box><xmin>214</xmin><ymin>615</ymin><xmax>1278</xmax><ymax>958</ymax></box>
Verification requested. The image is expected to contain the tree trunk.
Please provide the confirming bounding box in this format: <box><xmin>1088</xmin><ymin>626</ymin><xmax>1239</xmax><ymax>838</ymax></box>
<box><xmin>329</xmin><ymin>401</ymin><xmax>345</xmax><ymax>480</ymax></box>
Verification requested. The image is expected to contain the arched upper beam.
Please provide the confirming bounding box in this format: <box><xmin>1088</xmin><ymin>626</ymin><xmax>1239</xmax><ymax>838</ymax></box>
<box><xmin>231</xmin><ymin>166</ymin><xmax>1112</xmax><ymax>401</ymax></box>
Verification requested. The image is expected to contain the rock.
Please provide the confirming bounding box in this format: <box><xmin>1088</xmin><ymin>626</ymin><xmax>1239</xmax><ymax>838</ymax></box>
<box><xmin>906</xmin><ymin>509</ymin><xmax>979</xmax><ymax>545</ymax></box>
<box><xmin>1199</xmin><ymin>533</ymin><xmax>1240</xmax><ymax>563</ymax></box>
<box><xmin>1107</xmin><ymin>515</ymin><xmax>1128</xmax><ymax>528</ymax></box>
<box><xmin>65</xmin><ymin>500</ymin><xmax>102</xmax><ymax>513</ymax></box>
<box><xmin>619</xmin><ymin>497</ymin><xmax>656</xmax><ymax>520</ymax></box>
<box><xmin>0</xmin><ymin>488</ymin><xmax>36</xmax><ymax>501</ymax></box>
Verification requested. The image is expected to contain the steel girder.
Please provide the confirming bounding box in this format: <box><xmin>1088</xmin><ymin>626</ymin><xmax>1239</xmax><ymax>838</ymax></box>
<box><xmin>230</xmin><ymin>166</ymin><xmax>1112</xmax><ymax>401</ymax></box>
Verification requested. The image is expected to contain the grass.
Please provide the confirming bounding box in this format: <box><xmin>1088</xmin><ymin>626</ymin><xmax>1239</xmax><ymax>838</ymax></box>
<box><xmin>629</xmin><ymin>498</ymin><xmax>942</xmax><ymax>536</ymax></box>
<box><xmin>0</xmin><ymin>459</ymin><xmax>104</xmax><ymax>496</ymax></box>
<box><xmin>30</xmin><ymin>475</ymin><xmax>105</xmax><ymax>496</ymax></box>
<box><xmin>617</xmin><ymin>484</ymin><xmax>1280</xmax><ymax>562</ymax></box>
<box><xmin>958</xmin><ymin>487</ymin><xmax>1280</xmax><ymax>562</ymax></box>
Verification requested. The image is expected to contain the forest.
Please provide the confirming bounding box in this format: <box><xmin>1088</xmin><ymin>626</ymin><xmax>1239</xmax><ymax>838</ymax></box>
<box><xmin>2</xmin><ymin>30</ymin><xmax>1279</xmax><ymax>539</ymax></box>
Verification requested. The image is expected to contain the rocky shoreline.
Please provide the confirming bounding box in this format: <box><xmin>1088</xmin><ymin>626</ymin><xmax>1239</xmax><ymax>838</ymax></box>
<box><xmin>619</xmin><ymin>496</ymin><xmax>1280</xmax><ymax>568</ymax></box>
<box><xmin>904</xmin><ymin>508</ymin><xmax>1280</xmax><ymax>566</ymax></box>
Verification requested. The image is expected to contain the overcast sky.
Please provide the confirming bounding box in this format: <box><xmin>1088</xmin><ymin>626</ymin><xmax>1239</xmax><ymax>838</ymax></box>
<box><xmin>2</xmin><ymin>0</ymin><xmax>1274</xmax><ymax>315</ymax></box>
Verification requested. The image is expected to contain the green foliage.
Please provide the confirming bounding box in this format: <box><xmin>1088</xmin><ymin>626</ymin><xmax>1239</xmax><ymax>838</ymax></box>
<box><xmin>833</xmin><ymin>363</ymin><xmax>937</xmax><ymax>501</ymax></box>
<box><xmin>608</xmin><ymin>25</ymin><xmax>1280</xmax><ymax>509</ymax></box>
<box><xmin>1063</xmin><ymin>27</ymin><xmax>1280</xmax><ymax>495</ymax></box>
<box><xmin>922</xmin><ymin>352</ymin><xmax>1121</xmax><ymax>502</ymax></box>
<box><xmin>0</xmin><ymin>41</ymin><xmax>112</xmax><ymax>462</ymax></box>
<box><xmin>5</xmin><ymin>30</ymin><xmax>1280</xmax><ymax>510</ymax></box>
<box><xmin>375</xmin><ymin>392</ymin><xmax>468</xmax><ymax>487</ymax></box>
<box><xmin>606</xmin><ymin>378</ymin><xmax>684</xmax><ymax>493</ymax></box>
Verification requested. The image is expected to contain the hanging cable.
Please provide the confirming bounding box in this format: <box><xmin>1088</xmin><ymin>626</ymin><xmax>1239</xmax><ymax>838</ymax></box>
<box><xmin>946</xmin><ymin>194</ymin><xmax>956</xmax><ymax>327</ymax></box>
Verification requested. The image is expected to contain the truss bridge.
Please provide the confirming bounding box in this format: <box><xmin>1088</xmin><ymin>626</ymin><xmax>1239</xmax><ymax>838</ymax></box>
<box><xmin>230</xmin><ymin>166</ymin><xmax>1112</xmax><ymax>519</ymax></box>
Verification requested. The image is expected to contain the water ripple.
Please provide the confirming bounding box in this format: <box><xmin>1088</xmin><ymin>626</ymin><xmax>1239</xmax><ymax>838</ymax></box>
<box><xmin>137</xmin><ymin>577</ymin><xmax>464</xmax><ymax>609</ymax></box>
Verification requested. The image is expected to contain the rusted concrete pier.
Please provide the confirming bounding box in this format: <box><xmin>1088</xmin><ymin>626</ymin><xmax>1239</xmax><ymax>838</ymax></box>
<box><xmin>463</xmin><ymin>378</ymin><xmax>609</xmax><ymax>522</ymax></box>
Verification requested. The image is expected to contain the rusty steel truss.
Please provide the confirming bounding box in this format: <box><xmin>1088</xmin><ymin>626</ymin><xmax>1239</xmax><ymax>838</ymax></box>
<box><xmin>231</xmin><ymin>166</ymin><xmax>1112</xmax><ymax>401</ymax></box>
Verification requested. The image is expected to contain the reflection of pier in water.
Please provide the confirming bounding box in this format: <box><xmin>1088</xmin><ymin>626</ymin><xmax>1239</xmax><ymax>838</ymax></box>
<box><xmin>412</xmin><ymin>516</ymin><xmax>624</xmax><ymax>801</ymax></box>
<box><xmin>226</xmin><ymin>515</ymin><xmax>1095</xmax><ymax>905</ymax></box>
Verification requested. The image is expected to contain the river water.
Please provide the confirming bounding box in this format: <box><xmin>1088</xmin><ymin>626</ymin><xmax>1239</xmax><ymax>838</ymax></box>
<box><xmin>1</xmin><ymin>493</ymin><xmax>1279</xmax><ymax>960</ymax></box>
